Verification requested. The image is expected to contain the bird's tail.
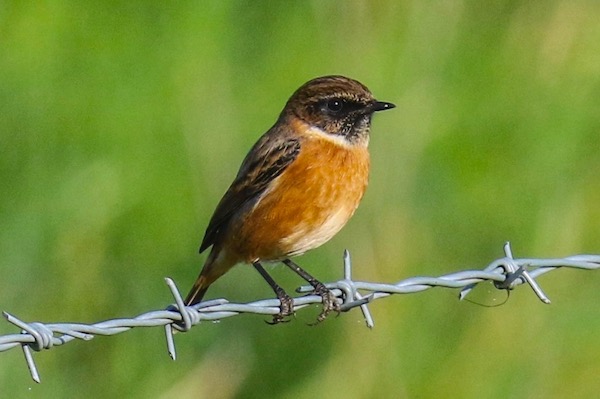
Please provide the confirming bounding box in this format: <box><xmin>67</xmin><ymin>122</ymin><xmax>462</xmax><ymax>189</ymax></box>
<box><xmin>184</xmin><ymin>248</ymin><xmax>237</xmax><ymax>306</ymax></box>
<box><xmin>184</xmin><ymin>274</ymin><xmax>210</xmax><ymax>306</ymax></box>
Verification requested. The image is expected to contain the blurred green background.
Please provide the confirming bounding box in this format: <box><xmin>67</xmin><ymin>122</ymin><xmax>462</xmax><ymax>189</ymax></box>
<box><xmin>1</xmin><ymin>1</ymin><xmax>600</xmax><ymax>398</ymax></box>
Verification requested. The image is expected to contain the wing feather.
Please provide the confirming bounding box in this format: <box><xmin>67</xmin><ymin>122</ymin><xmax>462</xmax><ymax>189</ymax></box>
<box><xmin>199</xmin><ymin>127</ymin><xmax>301</xmax><ymax>253</ymax></box>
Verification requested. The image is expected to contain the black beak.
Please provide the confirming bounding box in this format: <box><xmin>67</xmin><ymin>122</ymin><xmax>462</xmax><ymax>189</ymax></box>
<box><xmin>372</xmin><ymin>101</ymin><xmax>396</xmax><ymax>112</ymax></box>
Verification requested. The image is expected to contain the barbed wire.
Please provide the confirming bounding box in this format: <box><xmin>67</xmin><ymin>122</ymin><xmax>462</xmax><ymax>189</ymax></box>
<box><xmin>1</xmin><ymin>242</ymin><xmax>599</xmax><ymax>383</ymax></box>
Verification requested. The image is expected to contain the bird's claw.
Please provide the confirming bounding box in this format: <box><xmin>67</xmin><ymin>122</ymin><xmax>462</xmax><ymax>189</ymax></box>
<box><xmin>308</xmin><ymin>284</ymin><xmax>340</xmax><ymax>326</ymax></box>
<box><xmin>266</xmin><ymin>293</ymin><xmax>295</xmax><ymax>325</ymax></box>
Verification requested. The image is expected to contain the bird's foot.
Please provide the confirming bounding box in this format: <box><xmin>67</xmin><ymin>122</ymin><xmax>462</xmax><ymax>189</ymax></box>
<box><xmin>309</xmin><ymin>282</ymin><xmax>340</xmax><ymax>326</ymax></box>
<box><xmin>266</xmin><ymin>290</ymin><xmax>295</xmax><ymax>325</ymax></box>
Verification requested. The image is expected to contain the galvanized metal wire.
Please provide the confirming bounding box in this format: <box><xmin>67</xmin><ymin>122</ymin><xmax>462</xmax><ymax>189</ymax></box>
<box><xmin>1</xmin><ymin>243</ymin><xmax>599</xmax><ymax>383</ymax></box>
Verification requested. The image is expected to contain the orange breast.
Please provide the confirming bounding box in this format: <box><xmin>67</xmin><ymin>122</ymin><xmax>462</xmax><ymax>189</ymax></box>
<box><xmin>227</xmin><ymin>135</ymin><xmax>370</xmax><ymax>262</ymax></box>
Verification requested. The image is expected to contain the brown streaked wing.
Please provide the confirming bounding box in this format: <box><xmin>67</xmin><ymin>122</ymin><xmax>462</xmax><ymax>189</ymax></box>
<box><xmin>199</xmin><ymin>130</ymin><xmax>301</xmax><ymax>253</ymax></box>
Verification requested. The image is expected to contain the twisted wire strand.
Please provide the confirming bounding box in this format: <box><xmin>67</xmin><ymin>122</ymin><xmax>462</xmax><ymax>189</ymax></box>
<box><xmin>1</xmin><ymin>243</ymin><xmax>599</xmax><ymax>383</ymax></box>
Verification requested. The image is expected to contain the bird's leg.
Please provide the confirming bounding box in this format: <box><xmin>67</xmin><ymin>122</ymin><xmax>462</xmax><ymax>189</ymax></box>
<box><xmin>252</xmin><ymin>261</ymin><xmax>295</xmax><ymax>324</ymax></box>
<box><xmin>282</xmin><ymin>258</ymin><xmax>340</xmax><ymax>324</ymax></box>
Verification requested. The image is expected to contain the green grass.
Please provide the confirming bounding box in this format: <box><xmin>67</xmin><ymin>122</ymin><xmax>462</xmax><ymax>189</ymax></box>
<box><xmin>1</xmin><ymin>1</ymin><xmax>600</xmax><ymax>398</ymax></box>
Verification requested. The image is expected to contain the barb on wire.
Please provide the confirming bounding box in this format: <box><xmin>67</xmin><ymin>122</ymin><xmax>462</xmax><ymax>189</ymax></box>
<box><xmin>1</xmin><ymin>242</ymin><xmax>599</xmax><ymax>383</ymax></box>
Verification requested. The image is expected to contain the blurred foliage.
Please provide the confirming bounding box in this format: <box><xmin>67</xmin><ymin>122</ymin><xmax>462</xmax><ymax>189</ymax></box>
<box><xmin>1</xmin><ymin>1</ymin><xmax>599</xmax><ymax>398</ymax></box>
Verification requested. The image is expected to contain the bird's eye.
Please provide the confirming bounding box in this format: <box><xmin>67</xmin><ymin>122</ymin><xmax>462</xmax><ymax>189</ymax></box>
<box><xmin>326</xmin><ymin>99</ymin><xmax>344</xmax><ymax>113</ymax></box>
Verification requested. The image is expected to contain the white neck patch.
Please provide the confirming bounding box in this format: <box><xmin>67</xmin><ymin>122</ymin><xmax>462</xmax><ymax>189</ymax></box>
<box><xmin>304</xmin><ymin>125</ymin><xmax>366</xmax><ymax>148</ymax></box>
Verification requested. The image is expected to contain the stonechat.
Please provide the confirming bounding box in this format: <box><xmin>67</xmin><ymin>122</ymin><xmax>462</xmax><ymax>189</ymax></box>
<box><xmin>185</xmin><ymin>75</ymin><xmax>395</xmax><ymax>323</ymax></box>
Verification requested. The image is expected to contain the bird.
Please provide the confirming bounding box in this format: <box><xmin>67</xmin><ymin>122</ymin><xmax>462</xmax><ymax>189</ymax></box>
<box><xmin>185</xmin><ymin>75</ymin><xmax>395</xmax><ymax>324</ymax></box>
